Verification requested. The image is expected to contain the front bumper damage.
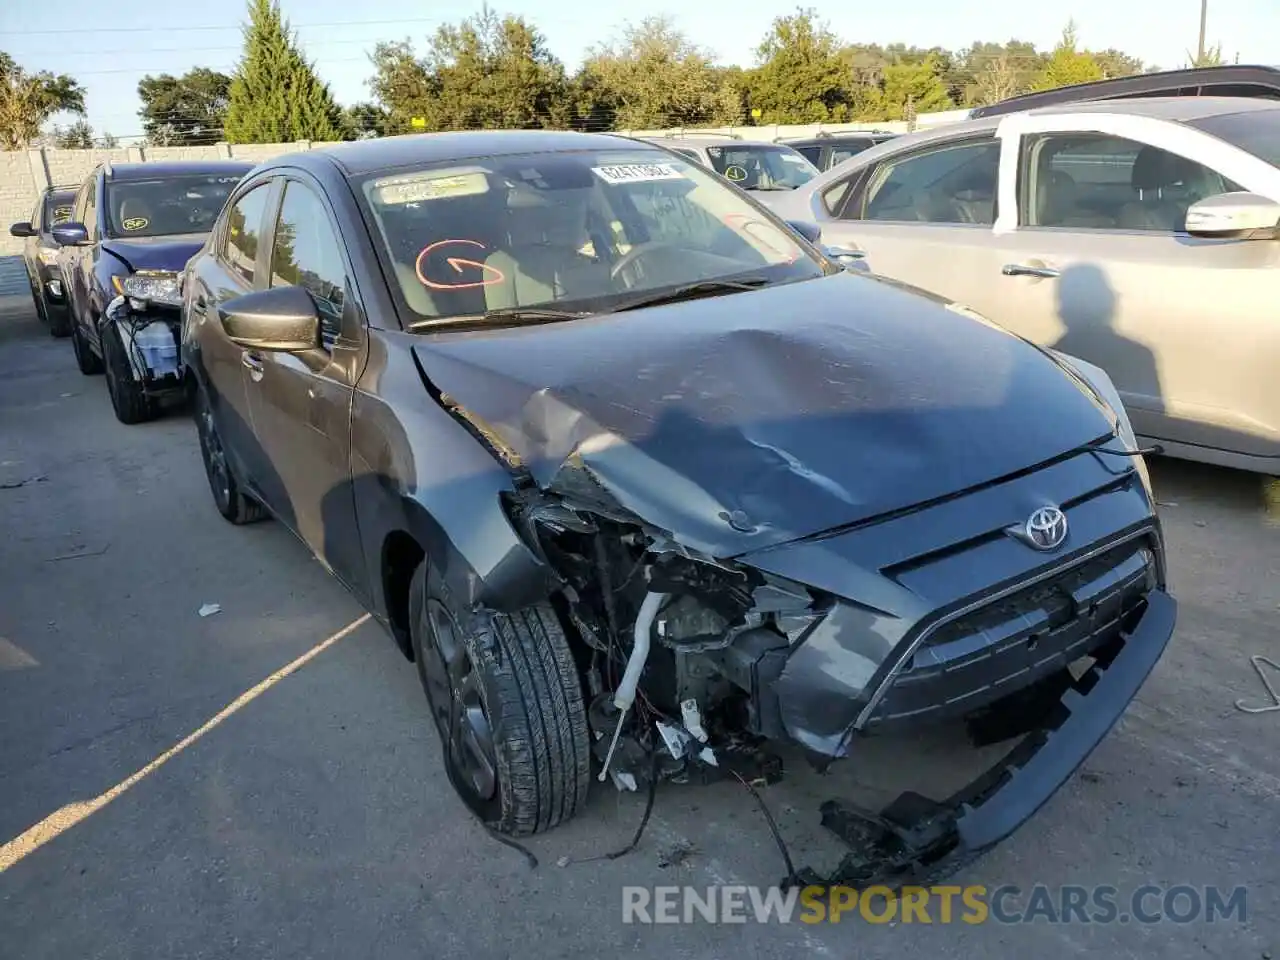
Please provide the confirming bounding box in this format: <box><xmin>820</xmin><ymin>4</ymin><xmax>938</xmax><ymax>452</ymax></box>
<box><xmin>792</xmin><ymin>588</ymin><xmax>1175</xmax><ymax>888</ymax></box>
<box><xmin>104</xmin><ymin>295</ymin><xmax>186</xmax><ymax>399</ymax></box>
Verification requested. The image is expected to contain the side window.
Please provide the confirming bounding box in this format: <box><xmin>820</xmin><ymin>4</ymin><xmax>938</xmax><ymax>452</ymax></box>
<box><xmin>850</xmin><ymin>138</ymin><xmax>1000</xmax><ymax>225</ymax></box>
<box><xmin>30</xmin><ymin>195</ymin><xmax>43</xmax><ymax>230</ymax></box>
<box><xmin>269</xmin><ymin>182</ymin><xmax>348</xmax><ymax>347</ymax></box>
<box><xmin>794</xmin><ymin>145</ymin><xmax>823</xmax><ymax>166</ymax></box>
<box><xmin>223</xmin><ymin>184</ymin><xmax>271</xmax><ymax>286</ymax></box>
<box><xmin>830</xmin><ymin>140</ymin><xmax>872</xmax><ymax>165</ymax></box>
<box><xmin>72</xmin><ymin>178</ymin><xmax>90</xmax><ymax>226</ymax></box>
<box><xmin>82</xmin><ymin>177</ymin><xmax>98</xmax><ymax>240</ymax></box>
<box><xmin>1022</xmin><ymin>133</ymin><xmax>1242</xmax><ymax>232</ymax></box>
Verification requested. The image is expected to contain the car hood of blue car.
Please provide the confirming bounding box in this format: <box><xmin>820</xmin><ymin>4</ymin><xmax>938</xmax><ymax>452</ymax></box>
<box><xmin>101</xmin><ymin>232</ymin><xmax>207</xmax><ymax>273</ymax></box>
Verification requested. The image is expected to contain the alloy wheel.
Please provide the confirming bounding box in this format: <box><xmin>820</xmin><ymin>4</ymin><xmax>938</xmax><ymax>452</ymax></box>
<box><xmin>421</xmin><ymin>598</ymin><xmax>498</xmax><ymax>801</ymax></box>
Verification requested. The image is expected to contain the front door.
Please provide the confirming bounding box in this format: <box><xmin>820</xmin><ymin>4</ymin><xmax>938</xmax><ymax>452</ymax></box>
<box><xmin>192</xmin><ymin>178</ymin><xmax>277</xmax><ymax>491</ymax></box>
<box><xmin>818</xmin><ymin>135</ymin><xmax>1011</xmax><ymax>320</ymax></box>
<box><xmin>244</xmin><ymin>176</ymin><xmax>367</xmax><ymax>597</ymax></box>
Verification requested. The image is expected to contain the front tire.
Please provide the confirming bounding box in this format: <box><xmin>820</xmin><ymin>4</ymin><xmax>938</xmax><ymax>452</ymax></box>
<box><xmin>48</xmin><ymin>305</ymin><xmax>72</xmax><ymax>338</ymax></box>
<box><xmin>194</xmin><ymin>386</ymin><xmax>266</xmax><ymax>525</ymax></box>
<box><xmin>70</xmin><ymin>313</ymin><xmax>103</xmax><ymax>375</ymax></box>
<box><xmin>409</xmin><ymin>562</ymin><xmax>592</xmax><ymax>836</ymax></box>
<box><xmin>101</xmin><ymin>324</ymin><xmax>156</xmax><ymax>424</ymax></box>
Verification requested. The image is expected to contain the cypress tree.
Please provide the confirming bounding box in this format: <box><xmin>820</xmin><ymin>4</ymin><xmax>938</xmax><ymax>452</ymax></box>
<box><xmin>224</xmin><ymin>0</ymin><xmax>346</xmax><ymax>143</ymax></box>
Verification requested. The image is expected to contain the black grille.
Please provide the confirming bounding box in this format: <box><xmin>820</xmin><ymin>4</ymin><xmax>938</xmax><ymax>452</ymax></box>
<box><xmin>864</xmin><ymin>538</ymin><xmax>1156</xmax><ymax>728</ymax></box>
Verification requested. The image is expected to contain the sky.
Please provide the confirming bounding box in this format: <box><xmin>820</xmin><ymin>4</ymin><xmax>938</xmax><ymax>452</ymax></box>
<box><xmin>3</xmin><ymin>0</ymin><xmax>1279</xmax><ymax>139</ymax></box>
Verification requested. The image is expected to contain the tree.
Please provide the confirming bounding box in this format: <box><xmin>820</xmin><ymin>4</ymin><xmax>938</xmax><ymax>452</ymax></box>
<box><xmin>137</xmin><ymin>68</ymin><xmax>231</xmax><ymax>145</ymax></box>
<box><xmin>576</xmin><ymin>18</ymin><xmax>738</xmax><ymax>129</ymax></box>
<box><xmin>368</xmin><ymin>40</ymin><xmax>437</xmax><ymax>135</ymax></box>
<box><xmin>953</xmin><ymin>40</ymin><xmax>1043</xmax><ymax>105</ymax></box>
<box><xmin>1186</xmin><ymin>44</ymin><xmax>1224</xmax><ymax>68</ymax></box>
<box><xmin>1032</xmin><ymin>21</ymin><xmax>1104</xmax><ymax>91</ymax></box>
<box><xmin>746</xmin><ymin>8</ymin><xmax>852</xmax><ymax>123</ymax></box>
<box><xmin>1093</xmin><ymin>49</ymin><xmax>1146</xmax><ymax>78</ymax></box>
<box><xmin>863</xmin><ymin>54</ymin><xmax>954</xmax><ymax>121</ymax></box>
<box><xmin>53</xmin><ymin>119</ymin><xmax>94</xmax><ymax>148</ymax></box>
<box><xmin>0</xmin><ymin>52</ymin><xmax>86</xmax><ymax>149</ymax></box>
<box><xmin>343</xmin><ymin>101</ymin><xmax>392</xmax><ymax>139</ymax></box>
<box><xmin>223</xmin><ymin>0</ymin><xmax>346</xmax><ymax>143</ymax></box>
<box><xmin>420</xmin><ymin>6</ymin><xmax>570</xmax><ymax>130</ymax></box>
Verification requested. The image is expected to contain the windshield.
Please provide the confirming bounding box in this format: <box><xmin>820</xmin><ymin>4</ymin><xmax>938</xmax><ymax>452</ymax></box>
<box><xmin>704</xmin><ymin>144</ymin><xmax>819</xmax><ymax>190</ymax></box>
<box><xmin>1189</xmin><ymin>109</ymin><xmax>1280</xmax><ymax>168</ymax></box>
<box><xmin>358</xmin><ymin>148</ymin><xmax>826</xmax><ymax>326</ymax></box>
<box><xmin>105</xmin><ymin>174</ymin><xmax>245</xmax><ymax>239</ymax></box>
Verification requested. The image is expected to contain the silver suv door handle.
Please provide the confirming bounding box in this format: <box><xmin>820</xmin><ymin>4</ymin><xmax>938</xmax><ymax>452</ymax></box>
<box><xmin>1002</xmin><ymin>263</ymin><xmax>1059</xmax><ymax>279</ymax></box>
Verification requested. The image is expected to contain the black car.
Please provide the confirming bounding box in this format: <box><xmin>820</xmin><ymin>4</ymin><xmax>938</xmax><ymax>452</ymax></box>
<box><xmin>969</xmin><ymin>64</ymin><xmax>1280</xmax><ymax>118</ymax></box>
<box><xmin>9</xmin><ymin>184</ymin><xmax>80</xmax><ymax>337</ymax></box>
<box><xmin>51</xmin><ymin>159</ymin><xmax>254</xmax><ymax>423</ymax></box>
<box><xmin>181</xmin><ymin>131</ymin><xmax>1176</xmax><ymax>884</ymax></box>
<box><xmin>785</xmin><ymin>131</ymin><xmax>899</xmax><ymax>171</ymax></box>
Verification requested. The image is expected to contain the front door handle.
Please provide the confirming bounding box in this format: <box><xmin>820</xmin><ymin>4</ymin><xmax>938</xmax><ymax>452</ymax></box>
<box><xmin>1002</xmin><ymin>262</ymin><xmax>1060</xmax><ymax>279</ymax></box>
<box><xmin>242</xmin><ymin>350</ymin><xmax>264</xmax><ymax>381</ymax></box>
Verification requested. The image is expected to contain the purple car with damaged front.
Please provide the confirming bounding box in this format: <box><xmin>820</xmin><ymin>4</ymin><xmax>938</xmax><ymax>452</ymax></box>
<box><xmin>178</xmin><ymin>129</ymin><xmax>1176</xmax><ymax>886</ymax></box>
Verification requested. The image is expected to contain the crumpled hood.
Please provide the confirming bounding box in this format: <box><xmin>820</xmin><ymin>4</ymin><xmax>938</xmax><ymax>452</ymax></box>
<box><xmin>411</xmin><ymin>272</ymin><xmax>1115</xmax><ymax>557</ymax></box>
<box><xmin>101</xmin><ymin>233</ymin><xmax>206</xmax><ymax>273</ymax></box>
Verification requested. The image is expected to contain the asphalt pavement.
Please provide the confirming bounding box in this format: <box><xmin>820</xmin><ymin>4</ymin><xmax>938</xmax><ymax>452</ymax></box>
<box><xmin>1</xmin><ymin>298</ymin><xmax>1278</xmax><ymax>959</ymax></box>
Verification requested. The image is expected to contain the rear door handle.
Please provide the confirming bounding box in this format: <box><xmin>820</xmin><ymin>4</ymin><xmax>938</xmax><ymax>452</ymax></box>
<box><xmin>1002</xmin><ymin>263</ymin><xmax>1059</xmax><ymax>279</ymax></box>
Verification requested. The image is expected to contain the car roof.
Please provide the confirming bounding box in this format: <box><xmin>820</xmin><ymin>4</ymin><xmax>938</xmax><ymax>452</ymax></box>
<box><xmin>103</xmin><ymin>160</ymin><xmax>255</xmax><ymax>182</ymax></box>
<box><xmin>969</xmin><ymin>64</ymin><xmax>1280</xmax><ymax>118</ymax></box>
<box><xmin>785</xmin><ymin>132</ymin><xmax>895</xmax><ymax>147</ymax></box>
<box><xmin>298</xmin><ymin>130</ymin><xmax>648</xmax><ymax>177</ymax></box>
<box><xmin>644</xmin><ymin>134</ymin><xmax>751</xmax><ymax>148</ymax></box>
<box><xmin>1023</xmin><ymin>94</ymin><xmax>1280</xmax><ymax>122</ymax></box>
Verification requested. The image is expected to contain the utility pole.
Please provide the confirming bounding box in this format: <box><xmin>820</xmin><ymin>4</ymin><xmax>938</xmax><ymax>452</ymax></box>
<box><xmin>1197</xmin><ymin>0</ymin><xmax>1208</xmax><ymax>64</ymax></box>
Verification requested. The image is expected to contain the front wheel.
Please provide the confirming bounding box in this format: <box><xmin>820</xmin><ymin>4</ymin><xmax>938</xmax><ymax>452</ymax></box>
<box><xmin>409</xmin><ymin>562</ymin><xmax>592</xmax><ymax>836</ymax></box>
<box><xmin>102</xmin><ymin>324</ymin><xmax>156</xmax><ymax>424</ymax></box>
<box><xmin>194</xmin><ymin>386</ymin><xmax>266</xmax><ymax>525</ymax></box>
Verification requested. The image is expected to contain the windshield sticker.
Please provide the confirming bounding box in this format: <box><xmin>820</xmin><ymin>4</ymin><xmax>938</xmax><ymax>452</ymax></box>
<box><xmin>373</xmin><ymin>171</ymin><xmax>490</xmax><ymax>206</ymax></box>
<box><xmin>415</xmin><ymin>239</ymin><xmax>507</xmax><ymax>290</ymax></box>
<box><xmin>591</xmin><ymin>163</ymin><xmax>685</xmax><ymax>185</ymax></box>
<box><xmin>52</xmin><ymin>205</ymin><xmax>73</xmax><ymax>224</ymax></box>
<box><xmin>723</xmin><ymin>164</ymin><xmax>747</xmax><ymax>182</ymax></box>
<box><xmin>122</xmin><ymin>217</ymin><xmax>149</xmax><ymax>231</ymax></box>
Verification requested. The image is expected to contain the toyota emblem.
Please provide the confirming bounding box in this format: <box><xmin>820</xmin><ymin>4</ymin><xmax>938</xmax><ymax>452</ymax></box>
<box><xmin>1024</xmin><ymin>505</ymin><xmax>1069</xmax><ymax>551</ymax></box>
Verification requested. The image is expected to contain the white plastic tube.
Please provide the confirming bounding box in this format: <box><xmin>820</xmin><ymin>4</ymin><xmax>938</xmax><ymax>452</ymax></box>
<box><xmin>614</xmin><ymin>591</ymin><xmax>665</xmax><ymax>712</ymax></box>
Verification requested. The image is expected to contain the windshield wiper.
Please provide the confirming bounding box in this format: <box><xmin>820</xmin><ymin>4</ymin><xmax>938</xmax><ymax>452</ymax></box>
<box><xmin>607</xmin><ymin>277</ymin><xmax>772</xmax><ymax>313</ymax></box>
<box><xmin>408</xmin><ymin>306</ymin><xmax>591</xmax><ymax>332</ymax></box>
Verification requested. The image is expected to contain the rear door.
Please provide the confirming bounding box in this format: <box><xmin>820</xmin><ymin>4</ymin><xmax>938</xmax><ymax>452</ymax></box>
<box><xmin>244</xmin><ymin>173</ymin><xmax>367</xmax><ymax>592</ymax></box>
<box><xmin>986</xmin><ymin>113</ymin><xmax>1280</xmax><ymax>463</ymax></box>
<box><xmin>188</xmin><ymin>176</ymin><xmax>279</xmax><ymax>492</ymax></box>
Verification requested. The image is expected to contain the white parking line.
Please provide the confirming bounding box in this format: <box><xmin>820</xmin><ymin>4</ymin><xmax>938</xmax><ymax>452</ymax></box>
<box><xmin>0</xmin><ymin>614</ymin><xmax>371</xmax><ymax>873</ymax></box>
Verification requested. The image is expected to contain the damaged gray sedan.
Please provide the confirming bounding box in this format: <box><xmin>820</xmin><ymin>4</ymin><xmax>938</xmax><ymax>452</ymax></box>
<box><xmin>181</xmin><ymin>130</ymin><xmax>1177</xmax><ymax>884</ymax></box>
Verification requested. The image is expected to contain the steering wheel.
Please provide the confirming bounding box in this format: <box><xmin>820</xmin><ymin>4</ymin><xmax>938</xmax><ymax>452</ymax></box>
<box><xmin>609</xmin><ymin>241</ymin><xmax>680</xmax><ymax>284</ymax></box>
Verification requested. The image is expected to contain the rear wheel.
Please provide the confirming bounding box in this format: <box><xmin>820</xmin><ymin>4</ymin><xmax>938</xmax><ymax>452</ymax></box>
<box><xmin>194</xmin><ymin>386</ymin><xmax>266</xmax><ymax>525</ymax></box>
<box><xmin>101</xmin><ymin>324</ymin><xmax>156</xmax><ymax>424</ymax></box>
<box><xmin>409</xmin><ymin>562</ymin><xmax>591</xmax><ymax>836</ymax></box>
<box><xmin>70</xmin><ymin>313</ymin><xmax>102</xmax><ymax>375</ymax></box>
<box><xmin>48</xmin><ymin>304</ymin><xmax>72</xmax><ymax>338</ymax></box>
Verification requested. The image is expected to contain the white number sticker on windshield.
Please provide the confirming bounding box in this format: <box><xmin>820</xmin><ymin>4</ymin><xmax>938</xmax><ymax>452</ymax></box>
<box><xmin>591</xmin><ymin>163</ymin><xmax>685</xmax><ymax>185</ymax></box>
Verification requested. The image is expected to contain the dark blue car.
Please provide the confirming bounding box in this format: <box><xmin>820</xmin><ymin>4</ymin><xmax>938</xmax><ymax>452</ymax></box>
<box><xmin>52</xmin><ymin>159</ymin><xmax>254</xmax><ymax>423</ymax></box>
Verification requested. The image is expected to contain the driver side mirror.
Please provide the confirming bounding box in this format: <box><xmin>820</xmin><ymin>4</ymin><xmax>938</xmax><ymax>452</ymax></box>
<box><xmin>218</xmin><ymin>284</ymin><xmax>321</xmax><ymax>352</ymax></box>
<box><xmin>786</xmin><ymin>219</ymin><xmax>822</xmax><ymax>244</ymax></box>
<box><xmin>51</xmin><ymin>222</ymin><xmax>89</xmax><ymax>247</ymax></box>
<box><xmin>9</xmin><ymin>221</ymin><xmax>34</xmax><ymax>238</ymax></box>
<box><xmin>1185</xmin><ymin>191</ymin><xmax>1280</xmax><ymax>239</ymax></box>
